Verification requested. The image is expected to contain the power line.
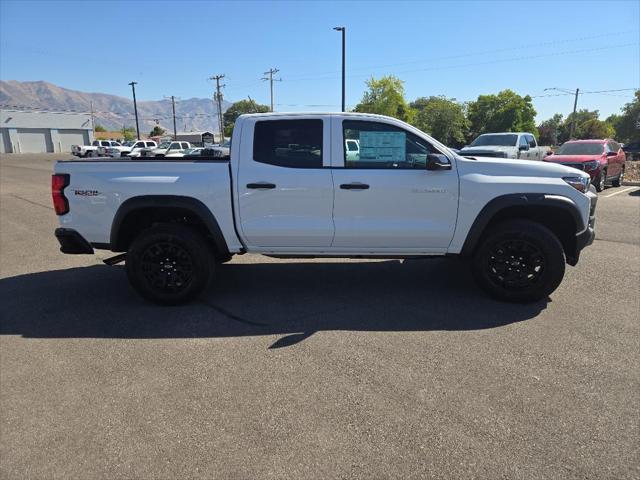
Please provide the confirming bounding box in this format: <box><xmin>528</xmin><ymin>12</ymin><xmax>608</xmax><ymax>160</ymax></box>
<box><xmin>283</xmin><ymin>30</ymin><xmax>640</xmax><ymax>81</ymax></box>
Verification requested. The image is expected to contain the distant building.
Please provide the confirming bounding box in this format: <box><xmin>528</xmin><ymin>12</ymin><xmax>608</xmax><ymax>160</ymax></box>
<box><xmin>0</xmin><ymin>108</ymin><xmax>94</xmax><ymax>153</ymax></box>
<box><xmin>174</xmin><ymin>131</ymin><xmax>219</xmax><ymax>146</ymax></box>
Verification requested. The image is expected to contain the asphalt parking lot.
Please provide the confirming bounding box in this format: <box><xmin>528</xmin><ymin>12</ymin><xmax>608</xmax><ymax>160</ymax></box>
<box><xmin>1</xmin><ymin>153</ymin><xmax>639</xmax><ymax>479</ymax></box>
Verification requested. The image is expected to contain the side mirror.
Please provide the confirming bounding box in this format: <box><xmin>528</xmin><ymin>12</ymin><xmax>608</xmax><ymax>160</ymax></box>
<box><xmin>519</xmin><ymin>144</ymin><xmax>529</xmax><ymax>151</ymax></box>
<box><xmin>426</xmin><ymin>153</ymin><xmax>452</xmax><ymax>171</ymax></box>
<box><xmin>546</xmin><ymin>150</ymin><xmax>553</xmax><ymax>156</ymax></box>
<box><xmin>606</xmin><ymin>151</ymin><xmax>617</xmax><ymax>157</ymax></box>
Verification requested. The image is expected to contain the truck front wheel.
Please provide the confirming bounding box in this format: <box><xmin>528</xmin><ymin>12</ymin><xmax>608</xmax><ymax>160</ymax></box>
<box><xmin>126</xmin><ymin>224</ymin><xmax>214</xmax><ymax>305</ymax></box>
<box><xmin>471</xmin><ymin>220</ymin><xmax>565</xmax><ymax>303</ymax></box>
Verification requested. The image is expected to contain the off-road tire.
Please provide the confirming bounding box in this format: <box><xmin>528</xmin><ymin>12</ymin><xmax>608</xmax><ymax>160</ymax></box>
<box><xmin>472</xmin><ymin>219</ymin><xmax>565</xmax><ymax>303</ymax></box>
<box><xmin>126</xmin><ymin>224</ymin><xmax>214</xmax><ymax>305</ymax></box>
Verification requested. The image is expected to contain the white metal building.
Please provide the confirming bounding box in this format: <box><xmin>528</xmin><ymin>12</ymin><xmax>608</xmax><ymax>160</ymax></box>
<box><xmin>0</xmin><ymin>109</ymin><xmax>94</xmax><ymax>153</ymax></box>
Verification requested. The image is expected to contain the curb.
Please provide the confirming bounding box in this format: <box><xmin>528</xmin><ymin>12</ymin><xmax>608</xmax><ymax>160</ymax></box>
<box><xmin>622</xmin><ymin>181</ymin><xmax>640</xmax><ymax>186</ymax></box>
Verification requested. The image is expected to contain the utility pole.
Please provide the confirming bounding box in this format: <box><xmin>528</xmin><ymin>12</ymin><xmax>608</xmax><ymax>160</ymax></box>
<box><xmin>333</xmin><ymin>27</ymin><xmax>346</xmax><ymax>112</ymax></box>
<box><xmin>210</xmin><ymin>74</ymin><xmax>225</xmax><ymax>142</ymax></box>
<box><xmin>262</xmin><ymin>68</ymin><xmax>281</xmax><ymax>112</ymax></box>
<box><xmin>569</xmin><ymin>88</ymin><xmax>580</xmax><ymax>140</ymax></box>
<box><xmin>128</xmin><ymin>81</ymin><xmax>140</xmax><ymax>140</ymax></box>
<box><xmin>89</xmin><ymin>101</ymin><xmax>95</xmax><ymax>131</ymax></box>
<box><xmin>164</xmin><ymin>95</ymin><xmax>179</xmax><ymax>139</ymax></box>
<box><xmin>544</xmin><ymin>87</ymin><xmax>580</xmax><ymax>140</ymax></box>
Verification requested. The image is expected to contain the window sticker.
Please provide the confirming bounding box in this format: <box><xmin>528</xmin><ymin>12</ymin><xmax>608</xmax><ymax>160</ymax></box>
<box><xmin>359</xmin><ymin>131</ymin><xmax>406</xmax><ymax>162</ymax></box>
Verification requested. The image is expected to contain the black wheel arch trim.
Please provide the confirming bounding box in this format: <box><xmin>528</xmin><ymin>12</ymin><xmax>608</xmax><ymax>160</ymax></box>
<box><xmin>460</xmin><ymin>193</ymin><xmax>585</xmax><ymax>257</ymax></box>
<box><xmin>110</xmin><ymin>195</ymin><xmax>230</xmax><ymax>256</ymax></box>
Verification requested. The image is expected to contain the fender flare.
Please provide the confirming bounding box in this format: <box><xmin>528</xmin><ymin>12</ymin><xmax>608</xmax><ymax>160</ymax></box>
<box><xmin>460</xmin><ymin>193</ymin><xmax>585</xmax><ymax>256</ymax></box>
<box><xmin>110</xmin><ymin>195</ymin><xmax>229</xmax><ymax>255</ymax></box>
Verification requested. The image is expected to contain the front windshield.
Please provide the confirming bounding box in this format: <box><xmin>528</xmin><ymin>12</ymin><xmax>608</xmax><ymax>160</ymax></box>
<box><xmin>470</xmin><ymin>134</ymin><xmax>518</xmax><ymax>147</ymax></box>
<box><xmin>555</xmin><ymin>143</ymin><xmax>604</xmax><ymax>155</ymax></box>
<box><xmin>123</xmin><ymin>141</ymin><xmax>134</xmax><ymax>147</ymax></box>
<box><xmin>222</xmin><ymin>140</ymin><xmax>231</xmax><ymax>147</ymax></box>
<box><xmin>158</xmin><ymin>142</ymin><xmax>171</xmax><ymax>149</ymax></box>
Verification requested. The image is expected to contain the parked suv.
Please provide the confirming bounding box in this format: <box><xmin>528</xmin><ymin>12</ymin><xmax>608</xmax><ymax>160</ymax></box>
<box><xmin>543</xmin><ymin>139</ymin><xmax>626</xmax><ymax>192</ymax></box>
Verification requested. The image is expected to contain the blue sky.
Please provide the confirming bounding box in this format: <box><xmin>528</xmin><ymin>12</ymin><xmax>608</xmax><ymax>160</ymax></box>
<box><xmin>1</xmin><ymin>0</ymin><xmax>638</xmax><ymax>121</ymax></box>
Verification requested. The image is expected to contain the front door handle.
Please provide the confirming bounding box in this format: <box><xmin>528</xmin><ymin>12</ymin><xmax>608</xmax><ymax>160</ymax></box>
<box><xmin>246</xmin><ymin>182</ymin><xmax>276</xmax><ymax>189</ymax></box>
<box><xmin>340</xmin><ymin>183</ymin><xmax>370</xmax><ymax>190</ymax></box>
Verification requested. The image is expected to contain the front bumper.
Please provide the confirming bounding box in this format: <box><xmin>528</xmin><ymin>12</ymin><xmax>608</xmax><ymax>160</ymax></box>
<box><xmin>55</xmin><ymin>228</ymin><xmax>94</xmax><ymax>254</ymax></box>
<box><xmin>569</xmin><ymin>186</ymin><xmax>597</xmax><ymax>265</ymax></box>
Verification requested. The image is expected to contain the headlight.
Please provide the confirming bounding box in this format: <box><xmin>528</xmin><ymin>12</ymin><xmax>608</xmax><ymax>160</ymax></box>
<box><xmin>563</xmin><ymin>176</ymin><xmax>590</xmax><ymax>193</ymax></box>
<box><xmin>583</xmin><ymin>160</ymin><xmax>600</xmax><ymax>171</ymax></box>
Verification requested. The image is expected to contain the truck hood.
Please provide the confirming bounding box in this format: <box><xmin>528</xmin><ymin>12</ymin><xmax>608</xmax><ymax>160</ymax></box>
<box><xmin>460</xmin><ymin>145</ymin><xmax>516</xmax><ymax>153</ymax></box>
<box><xmin>459</xmin><ymin>155</ymin><xmax>590</xmax><ymax>180</ymax></box>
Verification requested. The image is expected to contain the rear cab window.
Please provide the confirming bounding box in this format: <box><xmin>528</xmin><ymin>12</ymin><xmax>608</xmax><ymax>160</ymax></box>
<box><xmin>253</xmin><ymin>119</ymin><xmax>323</xmax><ymax>168</ymax></box>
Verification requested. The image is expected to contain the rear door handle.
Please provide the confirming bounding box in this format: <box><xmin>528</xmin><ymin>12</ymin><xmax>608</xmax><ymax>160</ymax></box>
<box><xmin>246</xmin><ymin>182</ymin><xmax>276</xmax><ymax>189</ymax></box>
<box><xmin>340</xmin><ymin>183</ymin><xmax>370</xmax><ymax>190</ymax></box>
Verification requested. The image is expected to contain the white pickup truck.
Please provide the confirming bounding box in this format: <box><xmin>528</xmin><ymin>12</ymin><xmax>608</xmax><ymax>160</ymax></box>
<box><xmin>71</xmin><ymin>140</ymin><xmax>117</xmax><ymax>158</ymax></box>
<box><xmin>460</xmin><ymin>132</ymin><xmax>547</xmax><ymax>161</ymax></box>
<box><xmin>52</xmin><ymin>113</ymin><xmax>596</xmax><ymax>305</ymax></box>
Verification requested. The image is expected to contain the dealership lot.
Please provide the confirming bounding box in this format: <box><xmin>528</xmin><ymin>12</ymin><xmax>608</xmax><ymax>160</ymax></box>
<box><xmin>1</xmin><ymin>154</ymin><xmax>638</xmax><ymax>479</ymax></box>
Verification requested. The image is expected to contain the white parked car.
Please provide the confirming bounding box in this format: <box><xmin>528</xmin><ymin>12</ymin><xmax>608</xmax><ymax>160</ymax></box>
<box><xmin>202</xmin><ymin>140</ymin><xmax>231</xmax><ymax>158</ymax></box>
<box><xmin>96</xmin><ymin>141</ymin><xmax>128</xmax><ymax>157</ymax></box>
<box><xmin>71</xmin><ymin>140</ymin><xmax>113</xmax><ymax>158</ymax></box>
<box><xmin>53</xmin><ymin>112</ymin><xmax>596</xmax><ymax>305</ymax></box>
<box><xmin>122</xmin><ymin>140</ymin><xmax>158</xmax><ymax>158</ymax></box>
<box><xmin>165</xmin><ymin>147</ymin><xmax>203</xmax><ymax>158</ymax></box>
<box><xmin>460</xmin><ymin>133</ymin><xmax>545</xmax><ymax>160</ymax></box>
<box><xmin>139</xmin><ymin>141</ymin><xmax>191</xmax><ymax>158</ymax></box>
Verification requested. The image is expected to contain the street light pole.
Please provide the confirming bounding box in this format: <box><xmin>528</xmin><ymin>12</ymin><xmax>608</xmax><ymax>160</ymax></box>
<box><xmin>128</xmin><ymin>81</ymin><xmax>140</xmax><ymax>140</ymax></box>
<box><xmin>333</xmin><ymin>26</ymin><xmax>346</xmax><ymax>112</ymax></box>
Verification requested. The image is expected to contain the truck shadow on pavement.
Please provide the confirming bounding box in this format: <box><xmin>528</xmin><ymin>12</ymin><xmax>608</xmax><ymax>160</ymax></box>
<box><xmin>0</xmin><ymin>259</ymin><xmax>549</xmax><ymax>348</ymax></box>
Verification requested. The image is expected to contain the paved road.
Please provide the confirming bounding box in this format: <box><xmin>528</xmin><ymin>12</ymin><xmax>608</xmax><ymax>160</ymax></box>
<box><xmin>1</xmin><ymin>154</ymin><xmax>639</xmax><ymax>479</ymax></box>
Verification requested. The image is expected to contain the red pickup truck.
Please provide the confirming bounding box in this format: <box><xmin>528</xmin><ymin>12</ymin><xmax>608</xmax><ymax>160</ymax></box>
<box><xmin>543</xmin><ymin>139</ymin><xmax>626</xmax><ymax>192</ymax></box>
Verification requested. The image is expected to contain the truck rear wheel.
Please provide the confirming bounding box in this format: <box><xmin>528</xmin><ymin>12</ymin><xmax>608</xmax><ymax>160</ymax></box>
<box><xmin>471</xmin><ymin>220</ymin><xmax>565</xmax><ymax>303</ymax></box>
<box><xmin>125</xmin><ymin>224</ymin><xmax>214</xmax><ymax>305</ymax></box>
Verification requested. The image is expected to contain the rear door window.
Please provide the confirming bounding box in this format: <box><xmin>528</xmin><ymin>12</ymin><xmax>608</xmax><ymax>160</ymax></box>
<box><xmin>253</xmin><ymin>119</ymin><xmax>323</xmax><ymax>168</ymax></box>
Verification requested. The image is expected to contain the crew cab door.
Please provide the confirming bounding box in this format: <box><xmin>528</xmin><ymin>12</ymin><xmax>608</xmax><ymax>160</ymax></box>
<box><xmin>525</xmin><ymin>134</ymin><xmax>540</xmax><ymax>160</ymax></box>
<box><xmin>236</xmin><ymin>116</ymin><xmax>334</xmax><ymax>248</ymax></box>
<box><xmin>330</xmin><ymin>117</ymin><xmax>459</xmax><ymax>252</ymax></box>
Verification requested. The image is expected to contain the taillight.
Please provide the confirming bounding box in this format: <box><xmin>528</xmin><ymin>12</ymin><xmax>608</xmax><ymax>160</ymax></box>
<box><xmin>51</xmin><ymin>174</ymin><xmax>70</xmax><ymax>215</ymax></box>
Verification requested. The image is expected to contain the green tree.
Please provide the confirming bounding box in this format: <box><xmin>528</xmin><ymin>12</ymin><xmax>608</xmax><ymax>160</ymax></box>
<box><xmin>575</xmin><ymin>119</ymin><xmax>615</xmax><ymax>139</ymax></box>
<box><xmin>94</xmin><ymin>124</ymin><xmax>106</xmax><ymax>132</ymax></box>
<box><xmin>121</xmin><ymin>126</ymin><xmax>137</xmax><ymax>141</ymax></box>
<box><xmin>409</xmin><ymin>96</ymin><xmax>468</xmax><ymax>147</ymax></box>
<box><xmin>537</xmin><ymin>113</ymin><xmax>563</xmax><ymax>146</ymax></box>
<box><xmin>223</xmin><ymin>99</ymin><xmax>270</xmax><ymax>136</ymax></box>
<box><xmin>558</xmin><ymin>109</ymin><xmax>599</xmax><ymax>143</ymax></box>
<box><xmin>466</xmin><ymin>89</ymin><xmax>537</xmax><ymax>141</ymax></box>
<box><xmin>354</xmin><ymin>75</ymin><xmax>415</xmax><ymax>123</ymax></box>
<box><xmin>610</xmin><ymin>90</ymin><xmax>640</xmax><ymax>143</ymax></box>
<box><xmin>149</xmin><ymin>126</ymin><xmax>166</xmax><ymax>137</ymax></box>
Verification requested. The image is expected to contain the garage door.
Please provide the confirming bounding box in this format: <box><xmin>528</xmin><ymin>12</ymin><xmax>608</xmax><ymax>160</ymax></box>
<box><xmin>58</xmin><ymin>129</ymin><xmax>89</xmax><ymax>152</ymax></box>
<box><xmin>17</xmin><ymin>128</ymin><xmax>53</xmax><ymax>153</ymax></box>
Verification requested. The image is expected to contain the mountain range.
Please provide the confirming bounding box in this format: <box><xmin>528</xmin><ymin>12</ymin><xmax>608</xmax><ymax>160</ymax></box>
<box><xmin>0</xmin><ymin>80</ymin><xmax>231</xmax><ymax>133</ymax></box>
